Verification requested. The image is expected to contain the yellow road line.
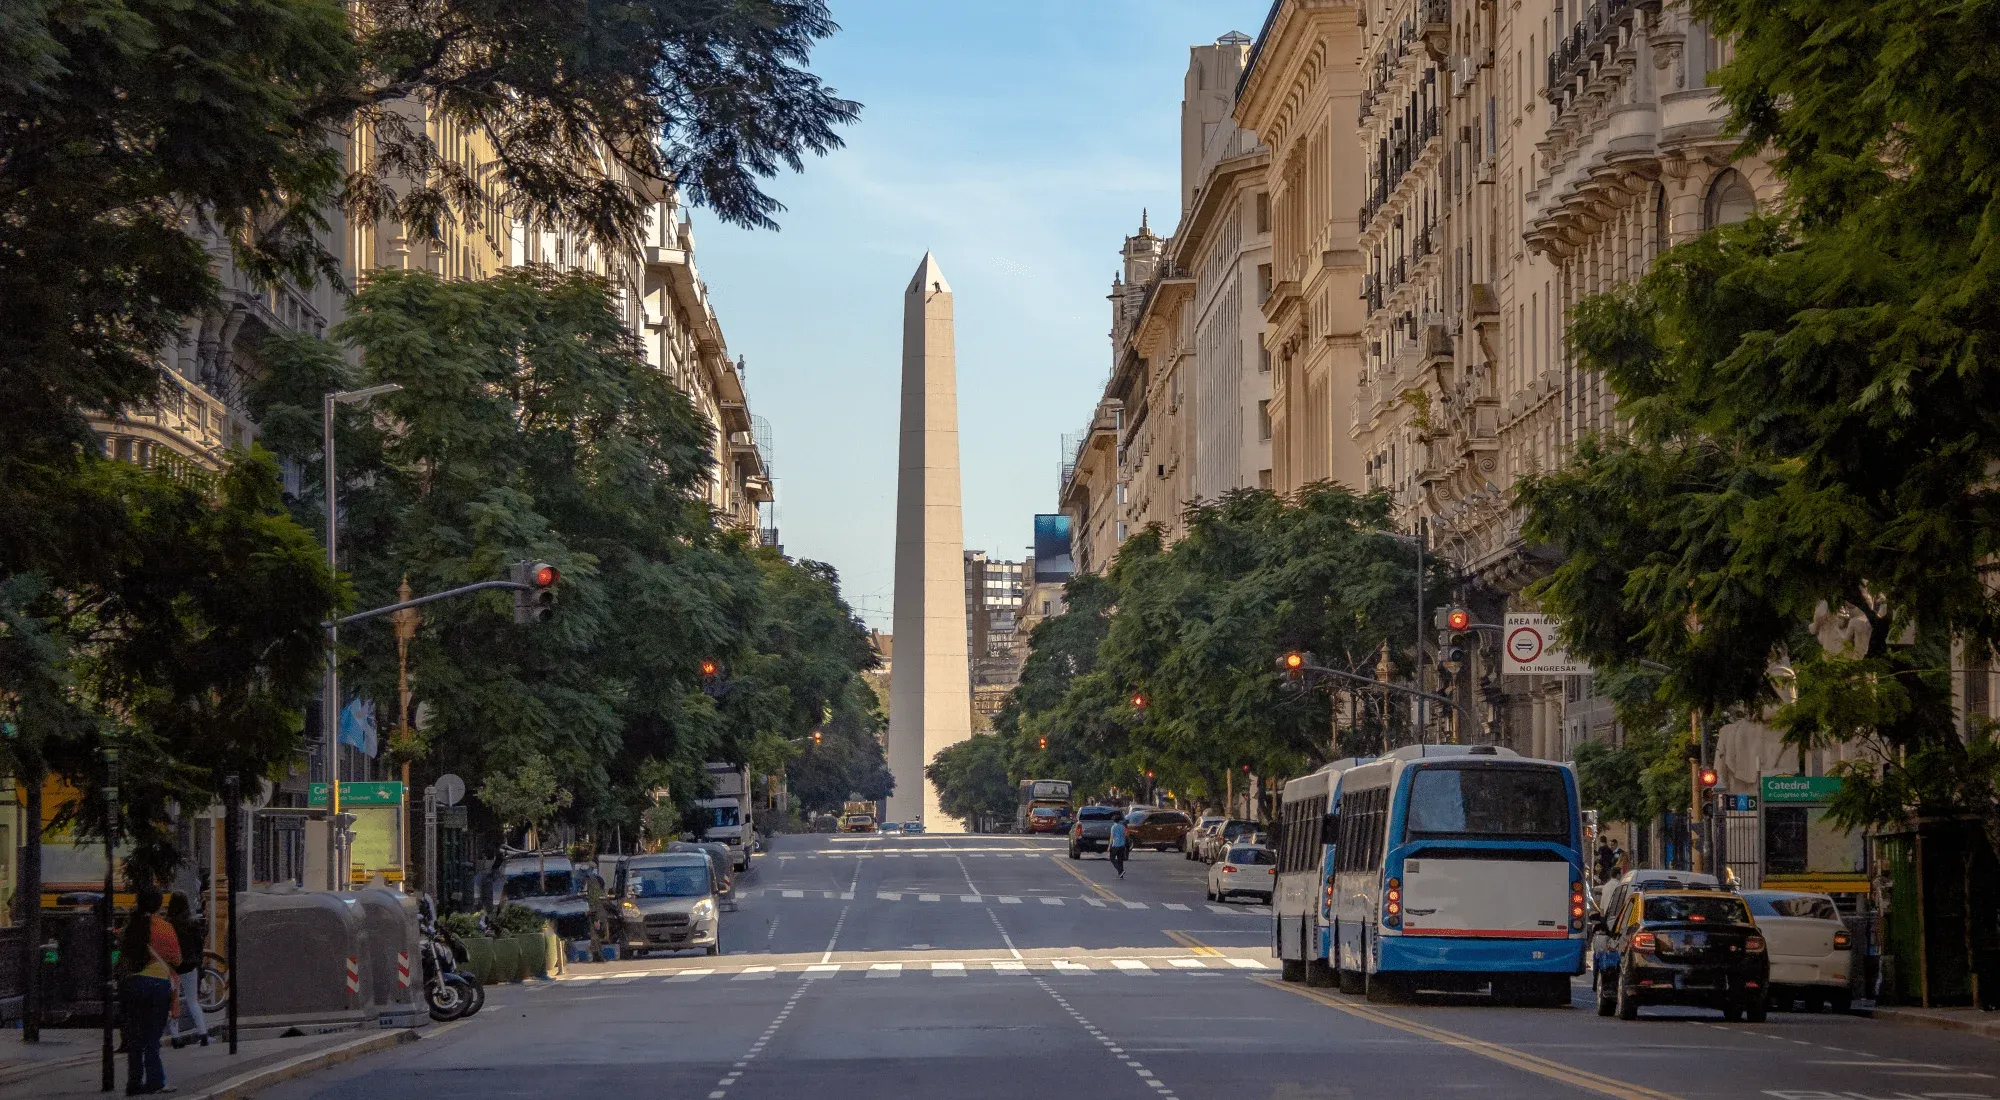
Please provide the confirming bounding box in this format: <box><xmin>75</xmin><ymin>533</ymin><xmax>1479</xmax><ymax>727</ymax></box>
<box><xmin>1048</xmin><ymin>854</ymin><xmax>1125</xmax><ymax>902</ymax></box>
<box><xmin>1161</xmin><ymin>930</ymin><xmax>1221</xmax><ymax>957</ymax></box>
<box><xmin>1255</xmin><ymin>979</ymin><xmax>1683</xmax><ymax>1100</ymax></box>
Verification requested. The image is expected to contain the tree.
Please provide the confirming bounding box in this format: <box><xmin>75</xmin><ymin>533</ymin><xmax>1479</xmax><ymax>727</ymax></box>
<box><xmin>1519</xmin><ymin>0</ymin><xmax>2000</xmax><ymax>848</ymax></box>
<box><xmin>999</xmin><ymin>485</ymin><xmax>1442</xmax><ymax>806</ymax></box>
<box><xmin>926</xmin><ymin>734</ymin><xmax>1016</xmax><ymax>831</ymax></box>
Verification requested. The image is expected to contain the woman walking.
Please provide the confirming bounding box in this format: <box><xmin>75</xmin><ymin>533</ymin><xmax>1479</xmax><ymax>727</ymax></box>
<box><xmin>166</xmin><ymin>893</ymin><xmax>209</xmax><ymax>1048</ymax></box>
<box><xmin>118</xmin><ymin>888</ymin><xmax>180</xmax><ymax>1094</ymax></box>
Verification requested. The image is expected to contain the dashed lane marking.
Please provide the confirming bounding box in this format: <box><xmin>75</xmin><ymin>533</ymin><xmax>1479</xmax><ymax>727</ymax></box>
<box><xmin>1035</xmin><ymin>975</ymin><xmax>1183</xmax><ymax>1100</ymax></box>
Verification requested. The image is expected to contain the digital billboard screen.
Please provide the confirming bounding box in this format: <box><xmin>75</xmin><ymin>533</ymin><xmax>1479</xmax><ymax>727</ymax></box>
<box><xmin>1033</xmin><ymin>514</ymin><xmax>1074</xmax><ymax>582</ymax></box>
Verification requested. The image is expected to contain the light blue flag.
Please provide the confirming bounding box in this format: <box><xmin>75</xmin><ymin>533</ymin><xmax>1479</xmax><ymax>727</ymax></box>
<box><xmin>339</xmin><ymin>697</ymin><xmax>379</xmax><ymax>757</ymax></box>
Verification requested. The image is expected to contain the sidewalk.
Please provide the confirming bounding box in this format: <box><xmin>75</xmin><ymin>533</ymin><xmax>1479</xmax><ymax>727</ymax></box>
<box><xmin>1869</xmin><ymin>1004</ymin><xmax>2000</xmax><ymax>1040</ymax></box>
<box><xmin>2</xmin><ymin>1023</ymin><xmax>440</xmax><ymax>1100</ymax></box>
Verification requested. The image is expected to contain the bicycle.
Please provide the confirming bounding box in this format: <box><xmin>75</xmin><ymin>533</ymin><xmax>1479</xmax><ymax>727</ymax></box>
<box><xmin>197</xmin><ymin>950</ymin><xmax>229</xmax><ymax>1014</ymax></box>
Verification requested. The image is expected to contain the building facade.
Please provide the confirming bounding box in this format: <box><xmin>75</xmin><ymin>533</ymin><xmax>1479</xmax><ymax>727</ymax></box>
<box><xmin>965</xmin><ymin>551</ymin><xmax>1028</xmax><ymax>721</ymax></box>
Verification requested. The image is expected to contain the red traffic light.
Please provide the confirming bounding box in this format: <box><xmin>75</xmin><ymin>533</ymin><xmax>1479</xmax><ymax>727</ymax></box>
<box><xmin>700</xmin><ymin>659</ymin><xmax>719</xmax><ymax>678</ymax></box>
<box><xmin>1131</xmin><ymin>692</ymin><xmax>1148</xmax><ymax>709</ymax></box>
<box><xmin>1038</xmin><ymin>737</ymin><xmax>1047</xmax><ymax>751</ymax></box>
<box><xmin>1445</xmin><ymin>608</ymin><xmax>1472</xmax><ymax>632</ymax></box>
<box><xmin>1698</xmin><ymin>766</ymin><xmax>1719</xmax><ymax>789</ymax></box>
<box><xmin>1284</xmin><ymin>652</ymin><xmax>1304</xmax><ymax>670</ymax></box>
<box><xmin>532</xmin><ymin>564</ymin><xmax>559</xmax><ymax>588</ymax></box>
<box><xmin>812</xmin><ymin>730</ymin><xmax>822</xmax><ymax>745</ymax></box>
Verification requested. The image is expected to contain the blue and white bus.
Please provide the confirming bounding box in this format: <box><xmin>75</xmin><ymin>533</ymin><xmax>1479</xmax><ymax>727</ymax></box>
<box><xmin>1273</xmin><ymin>757</ymin><xmax>1368</xmax><ymax>985</ymax></box>
<box><xmin>1321</xmin><ymin>744</ymin><xmax>1586</xmax><ymax>1004</ymax></box>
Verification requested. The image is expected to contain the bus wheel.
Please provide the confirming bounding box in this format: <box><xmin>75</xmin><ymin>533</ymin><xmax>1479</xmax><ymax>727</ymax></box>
<box><xmin>1305</xmin><ymin>959</ymin><xmax>1336</xmax><ymax>988</ymax></box>
<box><xmin>1338</xmin><ymin>968</ymin><xmax>1364</xmax><ymax>995</ymax></box>
<box><xmin>1280</xmin><ymin>958</ymin><xmax>1307</xmax><ymax>982</ymax></box>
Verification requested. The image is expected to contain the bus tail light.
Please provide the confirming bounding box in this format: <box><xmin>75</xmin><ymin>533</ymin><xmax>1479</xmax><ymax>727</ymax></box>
<box><xmin>1323</xmin><ymin>880</ymin><xmax>1335</xmax><ymax>917</ymax></box>
<box><xmin>1383</xmin><ymin>877</ymin><xmax>1402</xmax><ymax>928</ymax></box>
<box><xmin>1569</xmin><ymin>880</ymin><xmax>1586</xmax><ymax>933</ymax></box>
<box><xmin>1631</xmin><ymin>932</ymin><xmax>1657</xmax><ymax>953</ymax></box>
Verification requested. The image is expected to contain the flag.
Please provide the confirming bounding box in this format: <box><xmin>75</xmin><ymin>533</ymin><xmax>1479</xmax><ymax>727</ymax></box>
<box><xmin>339</xmin><ymin>697</ymin><xmax>378</xmax><ymax>757</ymax></box>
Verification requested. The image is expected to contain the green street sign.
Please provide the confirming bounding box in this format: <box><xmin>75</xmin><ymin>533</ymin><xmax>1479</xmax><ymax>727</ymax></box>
<box><xmin>1761</xmin><ymin>775</ymin><xmax>1843</xmax><ymax>803</ymax></box>
<box><xmin>308</xmin><ymin>781</ymin><xmax>404</xmax><ymax>807</ymax></box>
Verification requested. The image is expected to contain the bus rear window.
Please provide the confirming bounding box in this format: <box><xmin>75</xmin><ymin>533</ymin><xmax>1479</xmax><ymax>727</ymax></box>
<box><xmin>1404</xmin><ymin>766</ymin><xmax>1570</xmax><ymax>843</ymax></box>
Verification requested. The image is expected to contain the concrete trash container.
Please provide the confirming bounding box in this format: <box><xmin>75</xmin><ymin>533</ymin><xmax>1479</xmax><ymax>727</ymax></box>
<box><xmin>354</xmin><ymin>888</ymin><xmax>423</xmax><ymax>1028</ymax></box>
<box><xmin>234</xmin><ymin>890</ymin><xmax>368</xmax><ymax>1038</ymax></box>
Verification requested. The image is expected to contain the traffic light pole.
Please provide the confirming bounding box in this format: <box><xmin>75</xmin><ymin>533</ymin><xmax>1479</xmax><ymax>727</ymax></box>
<box><xmin>321</xmin><ymin>579</ymin><xmax>533</xmax><ymax>629</ymax></box>
<box><xmin>1281</xmin><ymin>659</ymin><xmax>1477</xmax><ymax>745</ymax></box>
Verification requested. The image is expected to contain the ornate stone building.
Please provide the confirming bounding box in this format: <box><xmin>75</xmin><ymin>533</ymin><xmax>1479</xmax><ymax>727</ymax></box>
<box><xmin>1234</xmin><ymin>0</ymin><xmax>1369</xmax><ymax>498</ymax></box>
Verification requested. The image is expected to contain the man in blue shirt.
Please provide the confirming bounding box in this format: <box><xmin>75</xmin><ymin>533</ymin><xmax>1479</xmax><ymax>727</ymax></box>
<box><xmin>1109</xmin><ymin>818</ymin><xmax>1130</xmax><ymax>878</ymax></box>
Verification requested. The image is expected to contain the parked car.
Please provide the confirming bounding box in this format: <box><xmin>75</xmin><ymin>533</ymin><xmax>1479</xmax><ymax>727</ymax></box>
<box><xmin>1200</xmin><ymin>819</ymin><xmax>1263</xmax><ymax>864</ymax></box>
<box><xmin>904</xmin><ymin>821</ymin><xmax>925</xmax><ymax>835</ymax></box>
<box><xmin>1183</xmin><ymin>816</ymin><xmax>1227</xmax><ymax>861</ymax></box>
<box><xmin>614</xmin><ymin>852</ymin><xmax>722</xmax><ymax>957</ymax></box>
<box><xmin>1026</xmin><ymin>805</ymin><xmax>1071</xmax><ymax>834</ymax></box>
<box><xmin>667</xmin><ymin>841</ymin><xmax>737</xmax><ymax>911</ymax></box>
<box><xmin>491</xmin><ymin>853</ymin><xmax>596</xmax><ymax>940</ymax></box>
<box><xmin>1743</xmin><ymin>890</ymin><xmax>1853</xmax><ymax>1013</ymax></box>
<box><xmin>1207</xmin><ymin>844</ymin><xmax>1276</xmax><ymax>904</ymax></box>
<box><xmin>1595</xmin><ymin>888</ymin><xmax>1768</xmax><ymax>1021</ymax></box>
<box><xmin>1123</xmin><ymin>807</ymin><xmax>1193</xmax><ymax>851</ymax></box>
<box><xmin>879</xmin><ymin>821</ymin><xmax>905</xmax><ymax>835</ymax></box>
<box><xmin>1068</xmin><ymin>805</ymin><xmax>1124</xmax><ymax>858</ymax></box>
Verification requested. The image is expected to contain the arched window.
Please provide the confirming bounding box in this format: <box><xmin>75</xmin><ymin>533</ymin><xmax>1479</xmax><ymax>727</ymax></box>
<box><xmin>1704</xmin><ymin>169</ymin><xmax>1756</xmax><ymax>229</ymax></box>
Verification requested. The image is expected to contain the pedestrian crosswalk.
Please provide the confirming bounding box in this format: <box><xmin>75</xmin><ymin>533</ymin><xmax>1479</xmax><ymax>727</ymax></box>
<box><xmin>734</xmin><ymin>887</ymin><xmax>1268</xmax><ymax>916</ymax></box>
<box><xmin>547</xmin><ymin>956</ymin><xmax>1274</xmax><ymax>986</ymax></box>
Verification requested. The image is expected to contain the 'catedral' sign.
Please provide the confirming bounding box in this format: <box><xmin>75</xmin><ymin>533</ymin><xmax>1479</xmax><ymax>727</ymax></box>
<box><xmin>1501</xmin><ymin>614</ymin><xmax>1592</xmax><ymax>676</ymax></box>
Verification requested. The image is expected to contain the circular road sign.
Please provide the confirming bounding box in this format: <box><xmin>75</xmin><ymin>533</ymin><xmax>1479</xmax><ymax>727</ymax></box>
<box><xmin>1507</xmin><ymin>626</ymin><xmax>1545</xmax><ymax>665</ymax></box>
<box><xmin>435</xmin><ymin>772</ymin><xmax>467</xmax><ymax>807</ymax></box>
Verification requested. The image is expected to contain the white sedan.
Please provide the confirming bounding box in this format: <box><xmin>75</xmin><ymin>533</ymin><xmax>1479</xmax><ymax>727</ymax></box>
<box><xmin>1206</xmin><ymin>844</ymin><xmax>1276</xmax><ymax>904</ymax></box>
<box><xmin>1744</xmin><ymin>890</ymin><xmax>1853</xmax><ymax>1013</ymax></box>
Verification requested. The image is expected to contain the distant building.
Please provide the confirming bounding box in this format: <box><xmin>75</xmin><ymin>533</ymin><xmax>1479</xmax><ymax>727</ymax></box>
<box><xmin>964</xmin><ymin>551</ymin><xmax>1027</xmax><ymax>719</ymax></box>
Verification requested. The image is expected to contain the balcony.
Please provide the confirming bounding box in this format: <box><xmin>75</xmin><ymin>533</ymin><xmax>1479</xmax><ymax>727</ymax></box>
<box><xmin>1545</xmin><ymin>0</ymin><xmax>1639</xmax><ymax>120</ymax></box>
<box><xmin>91</xmin><ymin>364</ymin><xmax>231</xmax><ymax>473</ymax></box>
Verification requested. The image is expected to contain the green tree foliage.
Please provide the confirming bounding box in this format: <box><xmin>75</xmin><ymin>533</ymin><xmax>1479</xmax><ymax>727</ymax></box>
<box><xmin>995</xmin><ymin>485</ymin><xmax>1441</xmax><ymax>808</ymax></box>
<box><xmin>925</xmin><ymin>734</ymin><xmax>1017</xmax><ymax>830</ymax></box>
<box><xmin>0</xmin><ymin>454</ymin><xmax>339</xmax><ymax>881</ymax></box>
<box><xmin>252</xmin><ymin>267</ymin><xmax>881</xmax><ymax>840</ymax></box>
<box><xmin>1520</xmin><ymin>0</ymin><xmax>2000</xmax><ymax>845</ymax></box>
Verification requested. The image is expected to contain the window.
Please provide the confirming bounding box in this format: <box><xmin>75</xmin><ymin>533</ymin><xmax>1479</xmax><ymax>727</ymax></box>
<box><xmin>1403</xmin><ymin>765</ymin><xmax>1571</xmax><ymax>842</ymax></box>
<box><xmin>1258</xmin><ymin>469</ymin><xmax>1273</xmax><ymax>489</ymax></box>
<box><xmin>1335</xmin><ymin>786</ymin><xmax>1389</xmax><ymax>873</ymax></box>
<box><xmin>1257</xmin><ymin>400</ymin><xmax>1273</xmax><ymax>440</ymax></box>
<box><xmin>1232</xmin><ymin>847</ymin><xmax>1277</xmax><ymax>865</ymax></box>
<box><xmin>1257</xmin><ymin>263</ymin><xmax>1273</xmax><ymax>303</ymax></box>
<box><xmin>1968</xmin><ymin>645</ymin><xmax>1991</xmax><ymax>722</ymax></box>
<box><xmin>1259</xmin><ymin>344</ymin><xmax>1272</xmax><ymax>373</ymax></box>
<box><xmin>1704</xmin><ymin>169</ymin><xmax>1756</xmax><ymax>229</ymax></box>
<box><xmin>1255</xmin><ymin>192</ymin><xmax>1271</xmax><ymax>234</ymax></box>
<box><xmin>628</xmin><ymin>864</ymin><xmax>711</xmax><ymax>898</ymax></box>
<box><xmin>1643</xmin><ymin>895</ymin><xmax>1752</xmax><ymax>924</ymax></box>
<box><xmin>1746</xmin><ymin>894</ymin><xmax>1839</xmax><ymax>921</ymax></box>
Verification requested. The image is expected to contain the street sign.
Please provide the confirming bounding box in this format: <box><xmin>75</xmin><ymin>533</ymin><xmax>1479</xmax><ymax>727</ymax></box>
<box><xmin>1761</xmin><ymin>775</ymin><xmax>1843</xmax><ymax>803</ymax></box>
<box><xmin>1501</xmin><ymin>614</ymin><xmax>1591</xmax><ymax>675</ymax></box>
<box><xmin>1724</xmin><ymin>794</ymin><xmax>1759</xmax><ymax>812</ymax></box>
<box><xmin>434</xmin><ymin>772</ymin><xmax>466</xmax><ymax>807</ymax></box>
<box><xmin>307</xmin><ymin>781</ymin><xmax>404</xmax><ymax>807</ymax></box>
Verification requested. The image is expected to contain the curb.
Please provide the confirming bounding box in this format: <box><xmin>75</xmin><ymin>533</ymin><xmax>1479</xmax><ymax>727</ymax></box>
<box><xmin>0</xmin><ymin>1052</ymin><xmax>97</xmax><ymax>1088</ymax></box>
<box><xmin>187</xmin><ymin>1020</ymin><xmax>465</xmax><ymax>1100</ymax></box>
<box><xmin>1870</xmin><ymin>1005</ymin><xmax>2000</xmax><ymax>1040</ymax></box>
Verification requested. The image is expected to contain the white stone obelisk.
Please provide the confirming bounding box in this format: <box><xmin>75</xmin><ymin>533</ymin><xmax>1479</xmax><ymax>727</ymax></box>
<box><xmin>886</xmin><ymin>253</ymin><xmax>972</xmax><ymax>832</ymax></box>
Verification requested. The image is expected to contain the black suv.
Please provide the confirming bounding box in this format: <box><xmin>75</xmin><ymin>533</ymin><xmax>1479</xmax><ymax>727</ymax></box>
<box><xmin>1596</xmin><ymin>888</ymin><xmax>1769</xmax><ymax>1021</ymax></box>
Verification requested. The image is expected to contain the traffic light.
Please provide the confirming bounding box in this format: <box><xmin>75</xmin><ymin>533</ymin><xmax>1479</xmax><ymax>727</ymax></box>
<box><xmin>1038</xmin><ymin>737</ymin><xmax>1047</xmax><ymax>751</ymax></box>
<box><xmin>1131</xmin><ymin>692</ymin><xmax>1148</xmax><ymax>710</ymax></box>
<box><xmin>1445</xmin><ymin>607</ymin><xmax>1472</xmax><ymax>633</ymax></box>
<box><xmin>1698</xmin><ymin>765</ymin><xmax>1719</xmax><ymax>790</ymax></box>
<box><xmin>812</xmin><ymin>730</ymin><xmax>822</xmax><ymax>745</ymax></box>
<box><xmin>1279</xmin><ymin>651</ymin><xmax>1306</xmax><ymax>684</ymax></box>
<box><xmin>700</xmin><ymin>659</ymin><xmax>725</xmax><ymax>698</ymax></box>
<box><xmin>511</xmin><ymin>560</ymin><xmax>559</xmax><ymax>623</ymax></box>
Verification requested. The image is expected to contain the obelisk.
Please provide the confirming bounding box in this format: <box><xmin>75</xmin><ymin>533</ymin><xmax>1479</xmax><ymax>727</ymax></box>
<box><xmin>886</xmin><ymin>253</ymin><xmax>972</xmax><ymax>831</ymax></box>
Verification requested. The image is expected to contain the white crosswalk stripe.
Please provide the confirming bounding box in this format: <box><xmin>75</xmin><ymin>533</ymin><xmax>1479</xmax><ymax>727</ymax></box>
<box><xmin>1084</xmin><ymin>898</ymin><xmax>1107</xmax><ymax>907</ymax></box>
<box><xmin>782</xmin><ymin>889</ymin><xmax>804</xmax><ymax>898</ymax></box>
<box><xmin>732</xmin><ymin>966</ymin><xmax>777</xmax><ymax>981</ymax></box>
<box><xmin>960</xmin><ymin>894</ymin><xmax>982</xmax><ymax>903</ymax></box>
<box><xmin>990</xmin><ymin>961</ymin><xmax>1029</xmax><ymax>973</ymax></box>
<box><xmin>555</xmin><ymin>955</ymin><xmax>1281</xmax><ymax>986</ymax></box>
<box><xmin>1111</xmin><ymin>959</ymin><xmax>1152</xmax><ymax>973</ymax></box>
<box><xmin>1225</xmin><ymin>959</ymin><xmax>1269</xmax><ymax>969</ymax></box>
<box><xmin>918</xmin><ymin>893</ymin><xmax>941</xmax><ymax>902</ymax></box>
<box><xmin>665</xmin><ymin>969</ymin><xmax>713</xmax><ymax>982</ymax></box>
<box><xmin>868</xmin><ymin>963</ymin><xmax>903</xmax><ymax>978</ymax></box>
<box><xmin>877</xmin><ymin>891</ymin><xmax>902</xmax><ymax>901</ymax></box>
<box><xmin>1121</xmin><ymin>901</ymin><xmax>1148</xmax><ymax>910</ymax></box>
<box><xmin>930</xmin><ymin>962</ymin><xmax>965</xmax><ymax>976</ymax></box>
<box><xmin>1163</xmin><ymin>903</ymin><xmax>1190</xmax><ymax>911</ymax></box>
<box><xmin>998</xmin><ymin>895</ymin><xmax>1022</xmax><ymax>904</ymax></box>
<box><xmin>804</xmin><ymin>964</ymin><xmax>840</xmax><ymax>976</ymax></box>
<box><xmin>1039</xmin><ymin>896</ymin><xmax>1063</xmax><ymax>905</ymax></box>
<box><xmin>1052</xmin><ymin>960</ymin><xmax>1092</xmax><ymax>973</ymax></box>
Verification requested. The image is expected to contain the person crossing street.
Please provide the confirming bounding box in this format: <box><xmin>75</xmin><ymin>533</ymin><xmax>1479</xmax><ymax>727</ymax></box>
<box><xmin>1109</xmin><ymin>817</ymin><xmax>1130</xmax><ymax>878</ymax></box>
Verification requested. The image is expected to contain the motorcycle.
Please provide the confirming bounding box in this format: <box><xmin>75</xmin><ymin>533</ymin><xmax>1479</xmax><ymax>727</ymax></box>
<box><xmin>419</xmin><ymin>895</ymin><xmax>484</xmax><ymax>1021</ymax></box>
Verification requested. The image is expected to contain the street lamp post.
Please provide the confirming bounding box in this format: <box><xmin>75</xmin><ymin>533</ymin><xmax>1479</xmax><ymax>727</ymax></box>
<box><xmin>323</xmin><ymin>383</ymin><xmax>401</xmax><ymax>890</ymax></box>
<box><xmin>99</xmin><ymin>740</ymin><xmax>118</xmax><ymax>1093</ymax></box>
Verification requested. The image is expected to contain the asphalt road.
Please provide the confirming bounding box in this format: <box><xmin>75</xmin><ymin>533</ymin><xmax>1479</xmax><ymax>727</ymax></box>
<box><xmin>261</xmin><ymin>832</ymin><xmax>2000</xmax><ymax>1100</ymax></box>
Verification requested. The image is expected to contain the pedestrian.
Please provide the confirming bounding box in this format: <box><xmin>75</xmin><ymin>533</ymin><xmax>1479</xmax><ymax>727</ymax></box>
<box><xmin>117</xmin><ymin>887</ymin><xmax>179</xmax><ymax>1095</ymax></box>
<box><xmin>1108</xmin><ymin>818</ymin><xmax>1130</xmax><ymax>879</ymax></box>
<box><xmin>165</xmin><ymin>893</ymin><xmax>208</xmax><ymax>1048</ymax></box>
<box><xmin>1595</xmin><ymin>838</ymin><xmax>1617</xmax><ymax>884</ymax></box>
<box><xmin>1611</xmin><ymin>841</ymin><xmax>1627</xmax><ymax>877</ymax></box>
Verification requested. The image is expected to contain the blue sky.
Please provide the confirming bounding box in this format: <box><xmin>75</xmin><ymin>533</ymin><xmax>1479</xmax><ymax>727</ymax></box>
<box><xmin>693</xmin><ymin>0</ymin><xmax>1271</xmax><ymax>627</ymax></box>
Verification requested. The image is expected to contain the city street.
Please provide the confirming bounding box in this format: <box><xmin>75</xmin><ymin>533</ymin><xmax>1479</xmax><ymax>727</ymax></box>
<box><xmin>255</xmin><ymin>834</ymin><xmax>2000</xmax><ymax>1100</ymax></box>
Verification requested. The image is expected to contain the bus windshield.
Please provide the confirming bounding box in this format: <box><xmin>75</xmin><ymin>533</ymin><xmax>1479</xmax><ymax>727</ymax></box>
<box><xmin>708</xmin><ymin>805</ymin><xmax>740</xmax><ymax>829</ymax></box>
<box><xmin>1403</xmin><ymin>766</ymin><xmax>1570</xmax><ymax>843</ymax></box>
<box><xmin>1028</xmin><ymin>781</ymin><xmax>1071</xmax><ymax>800</ymax></box>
